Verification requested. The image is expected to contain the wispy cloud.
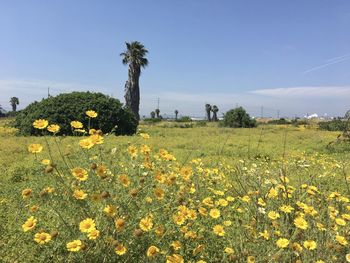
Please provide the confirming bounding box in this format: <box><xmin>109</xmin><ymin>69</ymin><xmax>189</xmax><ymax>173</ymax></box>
<box><xmin>303</xmin><ymin>53</ymin><xmax>350</xmax><ymax>74</ymax></box>
<box><xmin>250</xmin><ymin>86</ymin><xmax>350</xmax><ymax>98</ymax></box>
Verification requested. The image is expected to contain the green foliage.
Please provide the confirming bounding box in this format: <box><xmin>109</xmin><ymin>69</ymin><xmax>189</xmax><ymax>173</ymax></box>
<box><xmin>175</xmin><ymin>116</ymin><xmax>192</xmax><ymax>122</ymax></box>
<box><xmin>14</xmin><ymin>92</ymin><xmax>138</xmax><ymax>136</ymax></box>
<box><xmin>143</xmin><ymin>118</ymin><xmax>162</xmax><ymax>123</ymax></box>
<box><xmin>267</xmin><ymin>118</ymin><xmax>291</xmax><ymax>125</ymax></box>
<box><xmin>221</xmin><ymin>107</ymin><xmax>257</xmax><ymax>128</ymax></box>
<box><xmin>319</xmin><ymin>119</ymin><xmax>348</xmax><ymax>131</ymax></box>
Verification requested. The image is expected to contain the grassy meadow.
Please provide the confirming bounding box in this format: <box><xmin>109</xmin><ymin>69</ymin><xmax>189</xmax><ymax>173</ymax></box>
<box><xmin>1</xmin><ymin>117</ymin><xmax>350</xmax><ymax>262</ymax></box>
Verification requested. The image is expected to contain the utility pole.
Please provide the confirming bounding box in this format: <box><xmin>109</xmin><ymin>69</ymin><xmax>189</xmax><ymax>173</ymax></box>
<box><xmin>260</xmin><ymin>106</ymin><xmax>264</xmax><ymax>118</ymax></box>
<box><xmin>157</xmin><ymin>97</ymin><xmax>160</xmax><ymax>109</ymax></box>
<box><xmin>47</xmin><ymin>87</ymin><xmax>50</xmax><ymax>98</ymax></box>
<box><xmin>277</xmin><ymin>110</ymin><xmax>280</xmax><ymax>119</ymax></box>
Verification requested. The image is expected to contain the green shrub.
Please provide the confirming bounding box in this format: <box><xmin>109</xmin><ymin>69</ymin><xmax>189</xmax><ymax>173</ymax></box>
<box><xmin>14</xmin><ymin>92</ymin><xmax>138</xmax><ymax>136</ymax></box>
<box><xmin>267</xmin><ymin>118</ymin><xmax>291</xmax><ymax>125</ymax></box>
<box><xmin>221</xmin><ymin>107</ymin><xmax>257</xmax><ymax>128</ymax></box>
<box><xmin>175</xmin><ymin>116</ymin><xmax>192</xmax><ymax>122</ymax></box>
<box><xmin>143</xmin><ymin>118</ymin><xmax>162</xmax><ymax>123</ymax></box>
<box><xmin>319</xmin><ymin>119</ymin><xmax>348</xmax><ymax>131</ymax></box>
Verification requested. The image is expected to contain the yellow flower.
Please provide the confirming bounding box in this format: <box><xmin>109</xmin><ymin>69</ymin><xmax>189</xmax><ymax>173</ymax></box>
<box><xmin>71</xmin><ymin>167</ymin><xmax>88</xmax><ymax>181</ymax></box>
<box><xmin>166</xmin><ymin>254</ymin><xmax>184</xmax><ymax>263</ymax></box>
<box><xmin>247</xmin><ymin>256</ymin><xmax>255</xmax><ymax>263</ymax></box>
<box><xmin>258</xmin><ymin>198</ymin><xmax>266</xmax><ymax>206</ymax></box>
<box><xmin>224</xmin><ymin>247</ymin><xmax>234</xmax><ymax>254</ymax></box>
<box><xmin>241</xmin><ymin>195</ymin><xmax>250</xmax><ymax>202</ymax></box>
<box><xmin>33</xmin><ymin>119</ymin><xmax>48</xmax><ymax>129</ymax></box>
<box><xmin>154</xmin><ymin>188</ymin><xmax>165</xmax><ymax>200</ymax></box>
<box><xmin>303</xmin><ymin>240</ymin><xmax>317</xmax><ymax>250</ymax></box>
<box><xmin>30</xmin><ymin>205</ymin><xmax>39</xmax><ymax>212</ymax></box>
<box><xmin>276</xmin><ymin>238</ymin><xmax>289</xmax><ymax>248</ymax></box>
<box><xmin>213</xmin><ymin>224</ymin><xmax>225</xmax><ymax>236</ymax></box>
<box><xmin>140</xmin><ymin>144</ymin><xmax>151</xmax><ymax>155</ymax></box>
<box><xmin>294</xmin><ymin>216</ymin><xmax>308</xmax><ymax>230</ymax></box>
<box><xmin>171</xmin><ymin>241</ymin><xmax>181</xmax><ymax>250</ymax></box>
<box><xmin>209</xmin><ymin>208</ymin><xmax>221</xmax><ymax>219</ymax></box>
<box><xmin>173</xmin><ymin>212</ymin><xmax>186</xmax><ymax>225</ymax></box>
<box><xmin>89</xmin><ymin>134</ymin><xmax>104</xmax><ymax>145</ymax></box>
<box><xmin>259</xmin><ymin>230</ymin><xmax>270</xmax><ymax>240</ymax></box>
<box><xmin>128</xmin><ymin>145</ymin><xmax>138</xmax><ymax>158</ymax></box>
<box><xmin>73</xmin><ymin>189</ymin><xmax>87</xmax><ymax>200</ymax></box>
<box><xmin>87</xmin><ymin>229</ymin><xmax>100</xmax><ymax>240</ymax></box>
<box><xmin>79</xmin><ymin>138</ymin><xmax>94</xmax><ymax>149</ymax></box>
<box><xmin>34</xmin><ymin>232</ymin><xmax>51</xmax><ymax>244</ymax></box>
<box><xmin>47</xmin><ymin>124</ymin><xmax>60</xmax><ymax>133</ymax></box>
<box><xmin>70</xmin><ymin>121</ymin><xmax>83</xmax><ymax>129</ymax></box>
<box><xmin>66</xmin><ymin>240</ymin><xmax>82</xmax><ymax>252</ymax></box>
<box><xmin>79</xmin><ymin>218</ymin><xmax>96</xmax><ymax>233</ymax></box>
<box><xmin>115</xmin><ymin>218</ymin><xmax>125</xmax><ymax>231</ymax></box>
<box><xmin>336</xmin><ymin>235</ymin><xmax>348</xmax><ymax>246</ymax></box>
<box><xmin>335</xmin><ymin>218</ymin><xmax>346</xmax><ymax>226</ymax></box>
<box><xmin>202</xmin><ymin>197</ymin><xmax>214</xmax><ymax>207</ymax></box>
<box><xmin>267</xmin><ymin>187</ymin><xmax>278</xmax><ymax>198</ymax></box>
<box><xmin>146</xmin><ymin>246</ymin><xmax>160</xmax><ymax>257</ymax></box>
<box><xmin>89</xmin><ymin>128</ymin><xmax>97</xmax><ymax>135</ymax></box>
<box><xmin>115</xmin><ymin>244</ymin><xmax>127</xmax><ymax>255</ymax></box>
<box><xmin>86</xmin><ymin>110</ymin><xmax>98</xmax><ymax>118</ymax></box>
<box><xmin>28</xmin><ymin>143</ymin><xmax>43</xmax><ymax>153</ymax></box>
<box><xmin>22</xmin><ymin>216</ymin><xmax>37</xmax><ymax>232</ymax></box>
<box><xmin>140</xmin><ymin>133</ymin><xmax>150</xmax><ymax>139</ymax></box>
<box><xmin>279</xmin><ymin>205</ymin><xmax>294</xmax><ymax>213</ymax></box>
<box><xmin>268</xmin><ymin>211</ymin><xmax>280</xmax><ymax>220</ymax></box>
<box><xmin>41</xmin><ymin>159</ymin><xmax>51</xmax><ymax>165</ymax></box>
<box><xmin>22</xmin><ymin>188</ymin><xmax>32</xmax><ymax>199</ymax></box>
<box><xmin>103</xmin><ymin>205</ymin><xmax>116</xmax><ymax>217</ymax></box>
<box><xmin>140</xmin><ymin>216</ymin><xmax>153</xmax><ymax>232</ymax></box>
<box><xmin>96</xmin><ymin>165</ymin><xmax>107</xmax><ymax>177</ymax></box>
<box><xmin>217</xmin><ymin>198</ymin><xmax>228</xmax><ymax>207</ymax></box>
<box><xmin>346</xmin><ymin>253</ymin><xmax>350</xmax><ymax>262</ymax></box>
<box><xmin>118</xmin><ymin>174</ymin><xmax>130</xmax><ymax>187</ymax></box>
<box><xmin>223</xmin><ymin>220</ymin><xmax>232</xmax><ymax>226</ymax></box>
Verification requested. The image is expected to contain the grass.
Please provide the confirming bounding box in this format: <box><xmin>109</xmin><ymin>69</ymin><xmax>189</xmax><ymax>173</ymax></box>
<box><xmin>1</xmin><ymin>118</ymin><xmax>350</xmax><ymax>262</ymax></box>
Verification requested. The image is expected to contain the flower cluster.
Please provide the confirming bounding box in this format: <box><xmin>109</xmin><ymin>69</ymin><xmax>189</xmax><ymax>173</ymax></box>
<box><xmin>19</xmin><ymin>113</ymin><xmax>350</xmax><ymax>262</ymax></box>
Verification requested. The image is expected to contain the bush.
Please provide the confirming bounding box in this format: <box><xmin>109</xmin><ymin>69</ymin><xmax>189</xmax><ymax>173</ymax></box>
<box><xmin>14</xmin><ymin>92</ymin><xmax>138</xmax><ymax>136</ymax></box>
<box><xmin>267</xmin><ymin>118</ymin><xmax>291</xmax><ymax>125</ymax></box>
<box><xmin>319</xmin><ymin>119</ymin><xmax>349</xmax><ymax>131</ymax></box>
<box><xmin>221</xmin><ymin>107</ymin><xmax>257</xmax><ymax>128</ymax></box>
<box><xmin>175</xmin><ymin>116</ymin><xmax>192</xmax><ymax>122</ymax></box>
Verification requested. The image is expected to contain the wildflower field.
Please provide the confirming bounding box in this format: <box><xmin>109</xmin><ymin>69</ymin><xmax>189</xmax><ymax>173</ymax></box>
<box><xmin>1</xmin><ymin>115</ymin><xmax>350</xmax><ymax>263</ymax></box>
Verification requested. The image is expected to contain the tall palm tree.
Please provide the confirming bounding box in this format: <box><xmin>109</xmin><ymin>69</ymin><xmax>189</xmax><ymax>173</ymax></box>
<box><xmin>212</xmin><ymin>105</ymin><xmax>219</xmax><ymax>121</ymax></box>
<box><xmin>150</xmin><ymin>111</ymin><xmax>156</xmax><ymax>119</ymax></box>
<box><xmin>174</xmin><ymin>110</ymin><xmax>179</xmax><ymax>120</ymax></box>
<box><xmin>205</xmin><ymin>104</ymin><xmax>212</xmax><ymax>121</ymax></box>
<box><xmin>10</xmin><ymin>97</ymin><xmax>19</xmax><ymax>112</ymax></box>
<box><xmin>120</xmin><ymin>41</ymin><xmax>148</xmax><ymax>120</ymax></box>
<box><xmin>155</xmin><ymin>108</ymin><xmax>160</xmax><ymax>118</ymax></box>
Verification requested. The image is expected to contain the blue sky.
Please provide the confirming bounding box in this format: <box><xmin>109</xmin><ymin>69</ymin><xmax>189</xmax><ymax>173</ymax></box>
<box><xmin>1</xmin><ymin>0</ymin><xmax>350</xmax><ymax>118</ymax></box>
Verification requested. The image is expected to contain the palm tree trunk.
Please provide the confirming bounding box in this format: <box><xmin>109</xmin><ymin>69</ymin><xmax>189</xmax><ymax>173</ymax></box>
<box><xmin>207</xmin><ymin>110</ymin><xmax>211</xmax><ymax>121</ymax></box>
<box><xmin>125</xmin><ymin>64</ymin><xmax>140</xmax><ymax>120</ymax></box>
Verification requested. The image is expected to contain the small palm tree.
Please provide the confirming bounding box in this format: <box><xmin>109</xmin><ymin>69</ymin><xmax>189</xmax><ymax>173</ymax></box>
<box><xmin>10</xmin><ymin>97</ymin><xmax>19</xmax><ymax>112</ymax></box>
<box><xmin>212</xmin><ymin>105</ymin><xmax>219</xmax><ymax>121</ymax></box>
<box><xmin>205</xmin><ymin>104</ymin><xmax>212</xmax><ymax>121</ymax></box>
<box><xmin>155</xmin><ymin>109</ymin><xmax>160</xmax><ymax>118</ymax></box>
<box><xmin>150</xmin><ymin>111</ymin><xmax>156</xmax><ymax>119</ymax></box>
<box><xmin>174</xmin><ymin>110</ymin><xmax>179</xmax><ymax>120</ymax></box>
<box><xmin>120</xmin><ymin>41</ymin><xmax>148</xmax><ymax>120</ymax></box>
